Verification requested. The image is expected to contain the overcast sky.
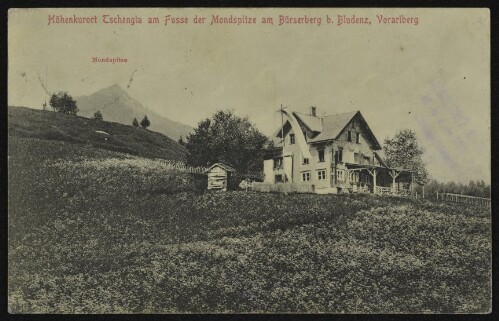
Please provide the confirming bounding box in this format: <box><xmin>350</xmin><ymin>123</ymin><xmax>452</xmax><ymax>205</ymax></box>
<box><xmin>8</xmin><ymin>8</ymin><xmax>490</xmax><ymax>183</ymax></box>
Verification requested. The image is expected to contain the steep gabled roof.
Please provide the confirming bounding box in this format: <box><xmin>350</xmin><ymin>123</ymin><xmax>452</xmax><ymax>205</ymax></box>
<box><xmin>308</xmin><ymin>111</ymin><xmax>382</xmax><ymax>150</ymax></box>
<box><xmin>204</xmin><ymin>163</ymin><xmax>236</xmax><ymax>173</ymax></box>
<box><xmin>307</xmin><ymin>111</ymin><xmax>358</xmax><ymax>143</ymax></box>
<box><xmin>271</xmin><ymin>109</ymin><xmax>382</xmax><ymax>150</ymax></box>
<box><xmin>293</xmin><ymin>112</ymin><xmax>323</xmax><ymax>132</ymax></box>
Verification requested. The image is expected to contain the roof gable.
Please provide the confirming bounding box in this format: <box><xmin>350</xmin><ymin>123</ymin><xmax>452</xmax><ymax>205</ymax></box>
<box><xmin>308</xmin><ymin>111</ymin><xmax>381</xmax><ymax>150</ymax></box>
<box><xmin>293</xmin><ymin>112</ymin><xmax>322</xmax><ymax>132</ymax></box>
<box><xmin>351</xmin><ymin>112</ymin><xmax>382</xmax><ymax>150</ymax></box>
<box><xmin>307</xmin><ymin>111</ymin><xmax>357</xmax><ymax>143</ymax></box>
<box><xmin>204</xmin><ymin>163</ymin><xmax>236</xmax><ymax>173</ymax></box>
<box><xmin>270</xmin><ymin>109</ymin><xmax>382</xmax><ymax>150</ymax></box>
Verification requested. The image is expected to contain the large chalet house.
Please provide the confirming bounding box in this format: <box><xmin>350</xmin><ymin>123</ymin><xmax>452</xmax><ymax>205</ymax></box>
<box><xmin>263</xmin><ymin>107</ymin><xmax>414</xmax><ymax>195</ymax></box>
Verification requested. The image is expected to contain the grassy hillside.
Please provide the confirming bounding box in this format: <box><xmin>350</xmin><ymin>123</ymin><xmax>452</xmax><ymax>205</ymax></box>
<box><xmin>8</xmin><ymin>135</ymin><xmax>491</xmax><ymax>313</ymax></box>
<box><xmin>8</xmin><ymin>106</ymin><xmax>187</xmax><ymax>161</ymax></box>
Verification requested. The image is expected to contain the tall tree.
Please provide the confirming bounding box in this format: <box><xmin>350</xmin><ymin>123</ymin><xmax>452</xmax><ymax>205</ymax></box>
<box><xmin>132</xmin><ymin>118</ymin><xmax>139</xmax><ymax>127</ymax></box>
<box><xmin>49</xmin><ymin>91</ymin><xmax>79</xmax><ymax>115</ymax></box>
<box><xmin>185</xmin><ymin>110</ymin><xmax>271</xmax><ymax>173</ymax></box>
<box><xmin>140</xmin><ymin>115</ymin><xmax>151</xmax><ymax>129</ymax></box>
<box><xmin>383</xmin><ymin>129</ymin><xmax>429</xmax><ymax>185</ymax></box>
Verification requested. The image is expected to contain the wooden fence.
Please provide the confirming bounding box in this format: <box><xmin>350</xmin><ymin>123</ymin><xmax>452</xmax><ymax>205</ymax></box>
<box><xmin>156</xmin><ymin>160</ymin><xmax>208</xmax><ymax>174</ymax></box>
<box><xmin>156</xmin><ymin>159</ymin><xmax>264</xmax><ymax>180</ymax></box>
<box><xmin>437</xmin><ymin>192</ymin><xmax>491</xmax><ymax>206</ymax></box>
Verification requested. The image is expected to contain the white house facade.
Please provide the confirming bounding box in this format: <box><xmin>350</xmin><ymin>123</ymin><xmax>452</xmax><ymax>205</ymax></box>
<box><xmin>263</xmin><ymin>107</ymin><xmax>414</xmax><ymax>195</ymax></box>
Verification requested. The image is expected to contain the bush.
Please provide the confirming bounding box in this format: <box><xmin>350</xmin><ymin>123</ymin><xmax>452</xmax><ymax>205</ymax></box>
<box><xmin>140</xmin><ymin>115</ymin><xmax>150</xmax><ymax>128</ymax></box>
<box><xmin>49</xmin><ymin>91</ymin><xmax>79</xmax><ymax>115</ymax></box>
<box><xmin>93</xmin><ymin>110</ymin><xmax>103</xmax><ymax>120</ymax></box>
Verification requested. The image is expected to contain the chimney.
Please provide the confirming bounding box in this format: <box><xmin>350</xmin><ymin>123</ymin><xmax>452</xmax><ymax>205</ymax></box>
<box><xmin>310</xmin><ymin>106</ymin><xmax>317</xmax><ymax>117</ymax></box>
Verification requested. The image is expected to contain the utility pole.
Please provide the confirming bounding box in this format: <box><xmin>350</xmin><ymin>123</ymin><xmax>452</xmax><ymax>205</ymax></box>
<box><xmin>277</xmin><ymin>104</ymin><xmax>287</xmax><ymax>182</ymax></box>
<box><xmin>43</xmin><ymin>66</ymin><xmax>48</xmax><ymax>111</ymax></box>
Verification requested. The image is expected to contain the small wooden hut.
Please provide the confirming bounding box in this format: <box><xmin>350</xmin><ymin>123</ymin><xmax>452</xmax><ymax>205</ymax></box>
<box><xmin>204</xmin><ymin>163</ymin><xmax>236</xmax><ymax>191</ymax></box>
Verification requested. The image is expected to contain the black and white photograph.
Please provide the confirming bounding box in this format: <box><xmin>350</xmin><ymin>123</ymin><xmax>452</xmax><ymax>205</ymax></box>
<box><xmin>7</xmin><ymin>7</ymin><xmax>491</xmax><ymax>313</ymax></box>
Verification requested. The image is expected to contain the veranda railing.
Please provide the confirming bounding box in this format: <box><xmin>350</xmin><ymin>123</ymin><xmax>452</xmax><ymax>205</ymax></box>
<box><xmin>375</xmin><ymin>186</ymin><xmax>411</xmax><ymax>197</ymax></box>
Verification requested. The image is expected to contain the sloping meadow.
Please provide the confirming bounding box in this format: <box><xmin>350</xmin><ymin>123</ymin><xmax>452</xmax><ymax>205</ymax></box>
<box><xmin>8</xmin><ymin>138</ymin><xmax>491</xmax><ymax>313</ymax></box>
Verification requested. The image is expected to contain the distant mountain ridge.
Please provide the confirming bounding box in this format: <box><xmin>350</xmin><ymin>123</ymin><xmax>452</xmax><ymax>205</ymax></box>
<box><xmin>75</xmin><ymin>84</ymin><xmax>193</xmax><ymax>141</ymax></box>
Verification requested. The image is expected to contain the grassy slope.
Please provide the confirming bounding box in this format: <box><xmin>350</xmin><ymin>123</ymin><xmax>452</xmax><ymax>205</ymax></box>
<box><xmin>8</xmin><ymin>106</ymin><xmax>187</xmax><ymax>161</ymax></box>
<box><xmin>8</xmin><ymin>132</ymin><xmax>491</xmax><ymax>313</ymax></box>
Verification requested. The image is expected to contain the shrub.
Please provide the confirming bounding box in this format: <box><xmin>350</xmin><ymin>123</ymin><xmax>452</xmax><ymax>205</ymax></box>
<box><xmin>93</xmin><ymin>110</ymin><xmax>103</xmax><ymax>120</ymax></box>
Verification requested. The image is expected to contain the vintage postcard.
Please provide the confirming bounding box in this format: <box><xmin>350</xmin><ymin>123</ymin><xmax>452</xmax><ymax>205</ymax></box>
<box><xmin>8</xmin><ymin>8</ymin><xmax>491</xmax><ymax>313</ymax></box>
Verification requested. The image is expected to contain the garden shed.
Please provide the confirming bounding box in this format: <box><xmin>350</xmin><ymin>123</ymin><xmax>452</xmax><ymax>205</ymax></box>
<box><xmin>204</xmin><ymin>163</ymin><xmax>236</xmax><ymax>191</ymax></box>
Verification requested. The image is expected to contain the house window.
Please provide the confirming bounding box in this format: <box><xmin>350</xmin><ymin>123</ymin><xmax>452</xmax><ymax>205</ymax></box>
<box><xmin>317</xmin><ymin>170</ymin><xmax>326</xmax><ymax>180</ymax></box>
<box><xmin>303</xmin><ymin>157</ymin><xmax>310</xmax><ymax>165</ymax></box>
<box><xmin>302</xmin><ymin>171</ymin><xmax>311</xmax><ymax>182</ymax></box>
<box><xmin>347</xmin><ymin>131</ymin><xmax>352</xmax><ymax>142</ymax></box>
<box><xmin>274</xmin><ymin>157</ymin><xmax>283</xmax><ymax>169</ymax></box>
<box><xmin>356</xmin><ymin>132</ymin><xmax>360</xmax><ymax>143</ymax></box>
<box><xmin>354</xmin><ymin>153</ymin><xmax>360</xmax><ymax>163</ymax></box>
<box><xmin>275</xmin><ymin>175</ymin><xmax>283</xmax><ymax>183</ymax></box>
<box><xmin>337</xmin><ymin>169</ymin><xmax>344</xmax><ymax>182</ymax></box>
<box><xmin>289</xmin><ymin>133</ymin><xmax>295</xmax><ymax>144</ymax></box>
<box><xmin>338</xmin><ymin>149</ymin><xmax>343</xmax><ymax>162</ymax></box>
<box><xmin>318</xmin><ymin>149</ymin><xmax>325</xmax><ymax>162</ymax></box>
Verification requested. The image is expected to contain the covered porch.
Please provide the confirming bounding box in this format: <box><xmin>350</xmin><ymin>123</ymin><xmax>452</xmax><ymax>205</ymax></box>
<box><xmin>343</xmin><ymin>163</ymin><xmax>414</xmax><ymax>197</ymax></box>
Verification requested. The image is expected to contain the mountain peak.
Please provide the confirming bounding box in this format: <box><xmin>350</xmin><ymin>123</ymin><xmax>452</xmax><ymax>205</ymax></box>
<box><xmin>101</xmin><ymin>83</ymin><xmax>127</xmax><ymax>95</ymax></box>
<box><xmin>75</xmin><ymin>85</ymin><xmax>193</xmax><ymax>140</ymax></box>
<box><xmin>109</xmin><ymin>83</ymin><xmax>123</xmax><ymax>89</ymax></box>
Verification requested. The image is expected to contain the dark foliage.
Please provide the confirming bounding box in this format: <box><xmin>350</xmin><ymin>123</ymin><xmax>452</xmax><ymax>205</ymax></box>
<box><xmin>384</xmin><ymin>129</ymin><xmax>429</xmax><ymax>185</ymax></box>
<box><xmin>140</xmin><ymin>115</ymin><xmax>151</xmax><ymax>129</ymax></box>
<box><xmin>93</xmin><ymin>110</ymin><xmax>103</xmax><ymax>120</ymax></box>
<box><xmin>132</xmin><ymin>118</ymin><xmax>139</xmax><ymax>127</ymax></box>
<box><xmin>49</xmin><ymin>91</ymin><xmax>79</xmax><ymax>115</ymax></box>
<box><xmin>185</xmin><ymin>110</ymin><xmax>271</xmax><ymax>173</ymax></box>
